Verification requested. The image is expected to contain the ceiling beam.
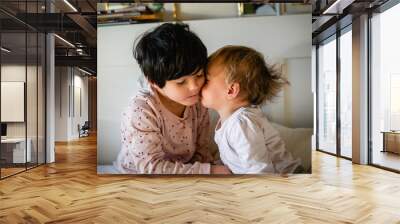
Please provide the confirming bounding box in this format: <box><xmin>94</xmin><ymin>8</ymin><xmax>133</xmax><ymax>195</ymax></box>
<box><xmin>67</xmin><ymin>13</ymin><xmax>97</xmax><ymax>38</ymax></box>
<box><xmin>55</xmin><ymin>55</ymin><xmax>96</xmax><ymax>72</ymax></box>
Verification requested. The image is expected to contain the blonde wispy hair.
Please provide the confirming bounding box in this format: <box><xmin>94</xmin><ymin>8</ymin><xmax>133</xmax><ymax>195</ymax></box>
<box><xmin>208</xmin><ymin>45</ymin><xmax>288</xmax><ymax>105</ymax></box>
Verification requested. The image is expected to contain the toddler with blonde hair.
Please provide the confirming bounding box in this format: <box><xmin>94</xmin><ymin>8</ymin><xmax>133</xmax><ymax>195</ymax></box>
<box><xmin>201</xmin><ymin>45</ymin><xmax>301</xmax><ymax>174</ymax></box>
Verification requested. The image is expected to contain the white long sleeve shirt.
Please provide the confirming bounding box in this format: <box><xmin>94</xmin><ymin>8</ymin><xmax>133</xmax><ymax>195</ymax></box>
<box><xmin>214</xmin><ymin>106</ymin><xmax>301</xmax><ymax>174</ymax></box>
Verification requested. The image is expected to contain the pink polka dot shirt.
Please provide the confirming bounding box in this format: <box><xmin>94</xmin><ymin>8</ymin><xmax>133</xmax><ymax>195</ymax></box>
<box><xmin>114</xmin><ymin>87</ymin><xmax>214</xmax><ymax>174</ymax></box>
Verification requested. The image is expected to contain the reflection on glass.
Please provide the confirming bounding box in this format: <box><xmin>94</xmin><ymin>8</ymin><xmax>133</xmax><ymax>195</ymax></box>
<box><xmin>318</xmin><ymin>37</ymin><xmax>337</xmax><ymax>154</ymax></box>
<box><xmin>27</xmin><ymin>31</ymin><xmax>38</xmax><ymax>169</ymax></box>
<box><xmin>340</xmin><ymin>29</ymin><xmax>352</xmax><ymax>158</ymax></box>
<box><xmin>1</xmin><ymin>31</ymin><xmax>27</xmax><ymax>178</ymax></box>
<box><xmin>0</xmin><ymin>0</ymin><xmax>46</xmax><ymax>178</ymax></box>
<box><xmin>371</xmin><ymin>3</ymin><xmax>400</xmax><ymax>171</ymax></box>
<box><xmin>390</xmin><ymin>75</ymin><xmax>400</xmax><ymax>130</ymax></box>
<box><xmin>38</xmin><ymin>33</ymin><xmax>46</xmax><ymax>165</ymax></box>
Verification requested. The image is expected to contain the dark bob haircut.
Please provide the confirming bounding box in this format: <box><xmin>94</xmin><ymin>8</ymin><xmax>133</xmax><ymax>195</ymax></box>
<box><xmin>133</xmin><ymin>23</ymin><xmax>208</xmax><ymax>88</ymax></box>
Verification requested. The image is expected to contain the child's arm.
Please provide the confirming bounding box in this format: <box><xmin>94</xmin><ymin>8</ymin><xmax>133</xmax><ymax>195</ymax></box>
<box><xmin>119</xmin><ymin>100</ymin><xmax>211</xmax><ymax>174</ymax></box>
<box><xmin>191</xmin><ymin>106</ymin><xmax>214</xmax><ymax>163</ymax></box>
<box><xmin>227</xmin><ymin>116</ymin><xmax>299</xmax><ymax>174</ymax></box>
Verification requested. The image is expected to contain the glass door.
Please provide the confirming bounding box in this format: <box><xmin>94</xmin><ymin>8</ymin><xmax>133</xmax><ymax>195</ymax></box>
<box><xmin>1</xmin><ymin>30</ymin><xmax>28</xmax><ymax>178</ymax></box>
<box><xmin>370</xmin><ymin>2</ymin><xmax>400</xmax><ymax>171</ymax></box>
<box><xmin>339</xmin><ymin>27</ymin><xmax>352</xmax><ymax>159</ymax></box>
<box><xmin>317</xmin><ymin>35</ymin><xmax>337</xmax><ymax>155</ymax></box>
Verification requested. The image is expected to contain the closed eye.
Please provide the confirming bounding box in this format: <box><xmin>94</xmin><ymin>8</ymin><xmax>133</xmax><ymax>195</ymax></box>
<box><xmin>176</xmin><ymin>80</ymin><xmax>186</xmax><ymax>85</ymax></box>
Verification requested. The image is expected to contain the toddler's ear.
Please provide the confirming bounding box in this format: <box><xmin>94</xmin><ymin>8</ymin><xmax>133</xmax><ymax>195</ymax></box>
<box><xmin>226</xmin><ymin>82</ymin><xmax>241</xmax><ymax>100</ymax></box>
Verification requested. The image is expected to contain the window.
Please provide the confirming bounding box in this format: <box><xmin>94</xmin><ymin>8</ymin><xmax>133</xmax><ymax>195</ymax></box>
<box><xmin>340</xmin><ymin>28</ymin><xmax>352</xmax><ymax>158</ymax></box>
<box><xmin>370</xmin><ymin>2</ymin><xmax>400</xmax><ymax>171</ymax></box>
<box><xmin>390</xmin><ymin>74</ymin><xmax>400</xmax><ymax>130</ymax></box>
<box><xmin>317</xmin><ymin>36</ymin><xmax>337</xmax><ymax>154</ymax></box>
<box><xmin>316</xmin><ymin>25</ymin><xmax>353</xmax><ymax>159</ymax></box>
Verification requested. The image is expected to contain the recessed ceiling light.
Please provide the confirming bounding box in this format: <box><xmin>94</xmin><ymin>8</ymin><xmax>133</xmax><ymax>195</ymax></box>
<box><xmin>63</xmin><ymin>0</ymin><xmax>78</xmax><ymax>12</ymax></box>
<box><xmin>1</xmin><ymin>47</ymin><xmax>11</xmax><ymax>53</ymax></box>
<box><xmin>78</xmin><ymin>67</ymin><xmax>93</xmax><ymax>76</ymax></box>
<box><xmin>323</xmin><ymin>0</ymin><xmax>355</xmax><ymax>15</ymax></box>
<box><xmin>54</xmin><ymin>34</ymin><xmax>75</xmax><ymax>48</ymax></box>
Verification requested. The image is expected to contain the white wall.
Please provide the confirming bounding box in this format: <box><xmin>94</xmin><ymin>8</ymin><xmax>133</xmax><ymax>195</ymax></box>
<box><xmin>263</xmin><ymin>57</ymin><xmax>312</xmax><ymax>128</ymax></box>
<box><xmin>73</xmin><ymin>72</ymin><xmax>89</xmax><ymax>138</ymax></box>
<box><xmin>286</xmin><ymin>57</ymin><xmax>313</xmax><ymax>128</ymax></box>
<box><xmin>54</xmin><ymin>67</ymin><xmax>89</xmax><ymax>141</ymax></box>
<box><xmin>98</xmin><ymin>14</ymin><xmax>312</xmax><ymax>165</ymax></box>
<box><xmin>1</xmin><ymin>65</ymin><xmax>40</xmax><ymax>138</ymax></box>
<box><xmin>55</xmin><ymin>67</ymin><xmax>69</xmax><ymax>141</ymax></box>
<box><xmin>1</xmin><ymin>65</ymin><xmax>26</xmax><ymax>142</ymax></box>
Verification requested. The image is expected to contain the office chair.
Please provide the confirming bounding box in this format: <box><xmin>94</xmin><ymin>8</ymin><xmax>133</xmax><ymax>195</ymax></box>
<box><xmin>79</xmin><ymin>121</ymin><xmax>90</xmax><ymax>138</ymax></box>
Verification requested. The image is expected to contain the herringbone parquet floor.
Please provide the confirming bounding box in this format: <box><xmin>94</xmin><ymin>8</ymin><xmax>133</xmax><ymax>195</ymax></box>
<box><xmin>1</xmin><ymin>134</ymin><xmax>400</xmax><ymax>223</ymax></box>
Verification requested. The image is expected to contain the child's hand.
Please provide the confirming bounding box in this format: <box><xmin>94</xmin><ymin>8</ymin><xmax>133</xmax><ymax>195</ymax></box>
<box><xmin>211</xmin><ymin>165</ymin><xmax>232</xmax><ymax>174</ymax></box>
<box><xmin>280</xmin><ymin>173</ymin><xmax>289</xmax><ymax>178</ymax></box>
<box><xmin>212</xmin><ymin>159</ymin><xmax>224</xmax><ymax>165</ymax></box>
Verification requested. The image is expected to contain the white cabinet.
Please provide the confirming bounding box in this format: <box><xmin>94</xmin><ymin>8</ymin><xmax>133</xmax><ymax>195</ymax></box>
<box><xmin>1</xmin><ymin>138</ymin><xmax>32</xmax><ymax>163</ymax></box>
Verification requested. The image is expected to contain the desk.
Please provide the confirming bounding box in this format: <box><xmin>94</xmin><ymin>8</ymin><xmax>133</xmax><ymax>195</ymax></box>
<box><xmin>1</xmin><ymin>138</ymin><xmax>31</xmax><ymax>163</ymax></box>
<box><xmin>381</xmin><ymin>131</ymin><xmax>400</xmax><ymax>154</ymax></box>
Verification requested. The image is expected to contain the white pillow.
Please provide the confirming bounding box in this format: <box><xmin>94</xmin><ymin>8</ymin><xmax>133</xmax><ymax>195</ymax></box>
<box><xmin>271</xmin><ymin>122</ymin><xmax>312</xmax><ymax>172</ymax></box>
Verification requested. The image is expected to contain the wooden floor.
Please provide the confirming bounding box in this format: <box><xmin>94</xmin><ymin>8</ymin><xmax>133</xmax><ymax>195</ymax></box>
<box><xmin>1</xmin><ymin>163</ymin><xmax>45</xmax><ymax>178</ymax></box>
<box><xmin>1</xmin><ymin>167</ymin><xmax>26</xmax><ymax>178</ymax></box>
<box><xmin>1</xmin><ymin>134</ymin><xmax>400</xmax><ymax>223</ymax></box>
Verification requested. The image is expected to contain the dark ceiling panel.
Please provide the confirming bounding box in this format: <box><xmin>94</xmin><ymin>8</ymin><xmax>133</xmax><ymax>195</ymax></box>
<box><xmin>55</xmin><ymin>55</ymin><xmax>96</xmax><ymax>74</ymax></box>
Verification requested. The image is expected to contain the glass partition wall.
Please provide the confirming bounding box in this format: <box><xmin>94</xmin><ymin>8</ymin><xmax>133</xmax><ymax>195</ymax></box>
<box><xmin>317</xmin><ymin>35</ymin><xmax>337</xmax><ymax>155</ymax></box>
<box><xmin>316</xmin><ymin>26</ymin><xmax>353</xmax><ymax>159</ymax></box>
<box><xmin>316</xmin><ymin>0</ymin><xmax>400</xmax><ymax>172</ymax></box>
<box><xmin>370</xmin><ymin>2</ymin><xmax>400</xmax><ymax>172</ymax></box>
<box><xmin>339</xmin><ymin>27</ymin><xmax>352</xmax><ymax>159</ymax></box>
<box><xmin>0</xmin><ymin>1</ymin><xmax>46</xmax><ymax>179</ymax></box>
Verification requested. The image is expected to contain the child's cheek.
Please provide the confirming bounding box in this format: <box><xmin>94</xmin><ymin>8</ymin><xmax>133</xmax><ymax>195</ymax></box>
<box><xmin>199</xmin><ymin>76</ymin><xmax>206</xmax><ymax>87</ymax></box>
<box><xmin>200</xmin><ymin>87</ymin><xmax>208</xmax><ymax>100</ymax></box>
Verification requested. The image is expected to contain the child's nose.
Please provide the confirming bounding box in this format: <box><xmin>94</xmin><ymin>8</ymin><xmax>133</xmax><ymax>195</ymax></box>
<box><xmin>188</xmin><ymin>80</ymin><xmax>201</xmax><ymax>91</ymax></box>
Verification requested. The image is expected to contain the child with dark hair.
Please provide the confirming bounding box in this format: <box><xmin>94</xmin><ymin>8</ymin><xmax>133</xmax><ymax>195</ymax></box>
<box><xmin>201</xmin><ymin>45</ymin><xmax>301</xmax><ymax>174</ymax></box>
<box><xmin>115</xmin><ymin>23</ymin><xmax>231</xmax><ymax>174</ymax></box>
